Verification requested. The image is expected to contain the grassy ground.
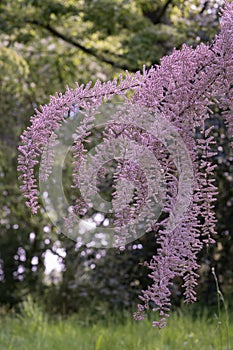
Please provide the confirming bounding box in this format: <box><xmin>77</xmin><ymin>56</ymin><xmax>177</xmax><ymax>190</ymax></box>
<box><xmin>0</xmin><ymin>301</ymin><xmax>232</xmax><ymax>350</ymax></box>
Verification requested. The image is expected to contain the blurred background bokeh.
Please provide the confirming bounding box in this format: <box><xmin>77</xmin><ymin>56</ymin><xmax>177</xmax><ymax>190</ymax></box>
<box><xmin>0</xmin><ymin>0</ymin><xmax>232</xmax><ymax>319</ymax></box>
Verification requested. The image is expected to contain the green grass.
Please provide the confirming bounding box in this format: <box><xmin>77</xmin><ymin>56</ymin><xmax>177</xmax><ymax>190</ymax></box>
<box><xmin>0</xmin><ymin>301</ymin><xmax>232</xmax><ymax>350</ymax></box>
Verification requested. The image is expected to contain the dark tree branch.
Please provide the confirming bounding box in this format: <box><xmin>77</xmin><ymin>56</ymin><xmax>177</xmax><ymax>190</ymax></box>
<box><xmin>156</xmin><ymin>0</ymin><xmax>174</xmax><ymax>22</ymax></box>
<box><xmin>26</xmin><ymin>20</ymin><xmax>138</xmax><ymax>72</ymax></box>
<box><xmin>199</xmin><ymin>1</ymin><xmax>209</xmax><ymax>15</ymax></box>
<box><xmin>143</xmin><ymin>0</ymin><xmax>173</xmax><ymax>25</ymax></box>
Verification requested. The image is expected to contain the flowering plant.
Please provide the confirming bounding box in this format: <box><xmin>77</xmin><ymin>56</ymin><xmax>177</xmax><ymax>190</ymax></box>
<box><xmin>18</xmin><ymin>2</ymin><xmax>233</xmax><ymax>327</ymax></box>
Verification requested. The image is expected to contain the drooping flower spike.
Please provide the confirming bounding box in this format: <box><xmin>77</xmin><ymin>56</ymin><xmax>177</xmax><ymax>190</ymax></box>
<box><xmin>18</xmin><ymin>2</ymin><xmax>233</xmax><ymax>327</ymax></box>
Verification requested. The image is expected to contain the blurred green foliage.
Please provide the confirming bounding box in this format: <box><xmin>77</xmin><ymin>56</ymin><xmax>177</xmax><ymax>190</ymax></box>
<box><xmin>0</xmin><ymin>0</ymin><xmax>232</xmax><ymax>316</ymax></box>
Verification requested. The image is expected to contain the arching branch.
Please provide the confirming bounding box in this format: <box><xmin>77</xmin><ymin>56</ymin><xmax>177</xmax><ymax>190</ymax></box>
<box><xmin>26</xmin><ymin>20</ymin><xmax>138</xmax><ymax>72</ymax></box>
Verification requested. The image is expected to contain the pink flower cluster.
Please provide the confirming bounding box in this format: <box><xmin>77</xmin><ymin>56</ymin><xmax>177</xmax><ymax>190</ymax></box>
<box><xmin>18</xmin><ymin>2</ymin><xmax>233</xmax><ymax>327</ymax></box>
